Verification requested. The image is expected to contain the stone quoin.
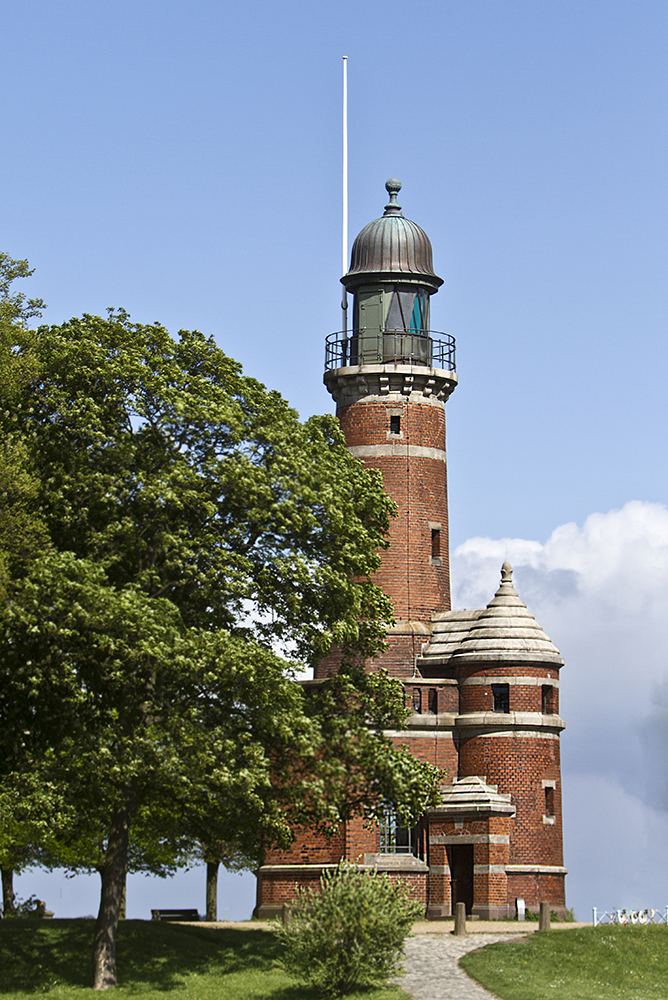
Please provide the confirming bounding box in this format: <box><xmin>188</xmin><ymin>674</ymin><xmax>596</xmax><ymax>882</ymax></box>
<box><xmin>255</xmin><ymin>179</ymin><xmax>566</xmax><ymax>920</ymax></box>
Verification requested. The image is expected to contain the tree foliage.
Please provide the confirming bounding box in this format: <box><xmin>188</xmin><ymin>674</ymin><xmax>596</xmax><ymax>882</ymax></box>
<box><xmin>0</xmin><ymin>253</ymin><xmax>46</xmax><ymax>600</ymax></box>
<box><xmin>18</xmin><ymin>310</ymin><xmax>394</xmax><ymax>660</ymax></box>
<box><xmin>0</xmin><ymin>307</ymin><xmax>443</xmax><ymax>986</ymax></box>
<box><xmin>0</xmin><ymin>253</ymin><xmax>48</xmax><ymax>915</ymax></box>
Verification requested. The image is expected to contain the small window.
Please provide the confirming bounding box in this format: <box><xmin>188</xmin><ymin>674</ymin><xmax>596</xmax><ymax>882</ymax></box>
<box><xmin>541</xmin><ymin>685</ymin><xmax>554</xmax><ymax>715</ymax></box>
<box><xmin>428</xmin><ymin>688</ymin><xmax>438</xmax><ymax>715</ymax></box>
<box><xmin>545</xmin><ymin>786</ymin><xmax>555</xmax><ymax>817</ymax></box>
<box><xmin>412</xmin><ymin>687</ymin><xmax>422</xmax><ymax>714</ymax></box>
<box><xmin>492</xmin><ymin>684</ymin><xmax>510</xmax><ymax>714</ymax></box>
<box><xmin>390</xmin><ymin>415</ymin><xmax>401</xmax><ymax>434</ymax></box>
<box><xmin>431</xmin><ymin>528</ymin><xmax>441</xmax><ymax>559</ymax></box>
<box><xmin>380</xmin><ymin>806</ymin><xmax>420</xmax><ymax>856</ymax></box>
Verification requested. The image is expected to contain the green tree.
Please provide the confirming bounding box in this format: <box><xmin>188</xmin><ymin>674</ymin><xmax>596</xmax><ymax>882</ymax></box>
<box><xmin>0</xmin><ymin>253</ymin><xmax>47</xmax><ymax>915</ymax></box>
<box><xmin>1</xmin><ymin>310</ymin><xmax>442</xmax><ymax>988</ymax></box>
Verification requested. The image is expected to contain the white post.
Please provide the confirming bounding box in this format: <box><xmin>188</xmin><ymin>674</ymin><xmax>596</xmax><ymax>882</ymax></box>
<box><xmin>592</xmin><ymin>907</ymin><xmax>597</xmax><ymax>927</ymax></box>
<box><xmin>341</xmin><ymin>55</ymin><xmax>348</xmax><ymax>333</ymax></box>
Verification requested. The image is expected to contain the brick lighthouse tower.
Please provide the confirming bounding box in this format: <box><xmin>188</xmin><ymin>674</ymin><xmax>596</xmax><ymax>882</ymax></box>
<box><xmin>319</xmin><ymin>177</ymin><xmax>457</xmax><ymax>679</ymax></box>
<box><xmin>255</xmin><ymin>180</ymin><xmax>567</xmax><ymax>920</ymax></box>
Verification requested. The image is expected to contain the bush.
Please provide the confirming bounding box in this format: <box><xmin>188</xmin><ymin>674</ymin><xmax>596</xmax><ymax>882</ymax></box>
<box><xmin>3</xmin><ymin>895</ymin><xmax>43</xmax><ymax>919</ymax></box>
<box><xmin>277</xmin><ymin>861</ymin><xmax>423</xmax><ymax>997</ymax></box>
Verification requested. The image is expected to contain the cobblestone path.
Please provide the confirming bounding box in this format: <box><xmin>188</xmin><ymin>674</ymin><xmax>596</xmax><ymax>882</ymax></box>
<box><xmin>393</xmin><ymin>932</ymin><xmax>518</xmax><ymax>1000</ymax></box>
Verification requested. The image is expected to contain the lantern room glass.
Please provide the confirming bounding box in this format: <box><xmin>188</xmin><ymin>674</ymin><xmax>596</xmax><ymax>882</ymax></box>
<box><xmin>350</xmin><ymin>284</ymin><xmax>431</xmax><ymax>365</ymax></box>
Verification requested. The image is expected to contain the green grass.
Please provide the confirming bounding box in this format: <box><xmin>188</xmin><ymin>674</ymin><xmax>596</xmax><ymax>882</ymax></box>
<box><xmin>0</xmin><ymin>919</ymin><xmax>410</xmax><ymax>1000</ymax></box>
<box><xmin>461</xmin><ymin>924</ymin><xmax>668</xmax><ymax>1000</ymax></box>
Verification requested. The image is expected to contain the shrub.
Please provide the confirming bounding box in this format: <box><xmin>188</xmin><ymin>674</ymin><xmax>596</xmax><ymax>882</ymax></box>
<box><xmin>277</xmin><ymin>861</ymin><xmax>423</xmax><ymax>997</ymax></box>
<box><xmin>3</xmin><ymin>895</ymin><xmax>43</xmax><ymax>918</ymax></box>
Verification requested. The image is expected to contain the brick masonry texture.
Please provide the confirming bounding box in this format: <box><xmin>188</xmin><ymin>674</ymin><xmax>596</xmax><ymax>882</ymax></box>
<box><xmin>506</xmin><ymin>872</ymin><xmax>565</xmax><ymax>908</ymax></box>
<box><xmin>390</xmin><ymin>731</ymin><xmax>458</xmax><ymax>775</ymax></box>
<box><xmin>258</xmin><ymin>867</ymin><xmax>427</xmax><ymax>908</ymax></box>
<box><xmin>458</xmin><ymin>666</ymin><xmax>560</xmax><ymax>715</ymax></box>
<box><xmin>338</xmin><ymin>396</ymin><xmax>451</xmax><ymax>618</ymax></box>
<box><xmin>458</xmin><ymin>733</ymin><xmax>563</xmax><ymax>869</ymax></box>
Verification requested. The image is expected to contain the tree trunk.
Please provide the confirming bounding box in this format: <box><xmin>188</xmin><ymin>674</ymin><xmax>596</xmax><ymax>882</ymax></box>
<box><xmin>1</xmin><ymin>868</ymin><xmax>15</xmax><ymax>917</ymax></box>
<box><xmin>119</xmin><ymin>869</ymin><xmax>126</xmax><ymax>921</ymax></box>
<box><xmin>206</xmin><ymin>861</ymin><xmax>219</xmax><ymax>922</ymax></box>
<box><xmin>92</xmin><ymin>798</ymin><xmax>136</xmax><ymax>989</ymax></box>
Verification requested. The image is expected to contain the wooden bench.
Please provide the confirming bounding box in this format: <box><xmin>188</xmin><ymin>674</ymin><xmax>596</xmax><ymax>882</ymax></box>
<box><xmin>151</xmin><ymin>908</ymin><xmax>200</xmax><ymax>922</ymax></box>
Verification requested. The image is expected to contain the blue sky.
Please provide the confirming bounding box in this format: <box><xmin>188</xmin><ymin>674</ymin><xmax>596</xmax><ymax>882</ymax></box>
<box><xmin>5</xmin><ymin>0</ymin><xmax>668</xmax><ymax>921</ymax></box>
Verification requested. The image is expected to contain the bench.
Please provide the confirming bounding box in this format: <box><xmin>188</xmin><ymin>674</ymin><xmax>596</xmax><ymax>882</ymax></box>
<box><xmin>151</xmin><ymin>909</ymin><xmax>200</xmax><ymax>922</ymax></box>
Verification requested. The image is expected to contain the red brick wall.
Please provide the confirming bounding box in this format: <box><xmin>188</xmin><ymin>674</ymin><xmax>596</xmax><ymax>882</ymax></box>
<box><xmin>337</xmin><ymin>396</ymin><xmax>451</xmax><ymax>618</ymax></box>
<box><xmin>264</xmin><ymin>826</ymin><xmax>346</xmax><ymax>866</ymax></box>
<box><xmin>506</xmin><ymin>872</ymin><xmax>566</xmax><ymax>908</ymax></box>
<box><xmin>458</xmin><ymin>733</ymin><xmax>564</xmax><ymax>869</ymax></box>
<box><xmin>344</xmin><ymin>815</ymin><xmax>381</xmax><ymax>859</ymax></box>
<box><xmin>258</xmin><ymin>866</ymin><xmax>427</xmax><ymax>909</ymax></box>
<box><xmin>404</xmin><ymin>681</ymin><xmax>459</xmax><ymax>715</ymax></box>
<box><xmin>390</xmin><ymin>731</ymin><xmax>457</xmax><ymax>775</ymax></box>
<box><xmin>315</xmin><ymin>633</ymin><xmax>424</xmax><ymax>679</ymax></box>
<box><xmin>458</xmin><ymin>666</ymin><xmax>560</xmax><ymax>716</ymax></box>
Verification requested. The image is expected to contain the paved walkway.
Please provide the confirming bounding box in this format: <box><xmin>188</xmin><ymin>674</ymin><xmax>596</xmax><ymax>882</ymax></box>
<box><xmin>392</xmin><ymin>931</ymin><xmax>518</xmax><ymax>1000</ymax></box>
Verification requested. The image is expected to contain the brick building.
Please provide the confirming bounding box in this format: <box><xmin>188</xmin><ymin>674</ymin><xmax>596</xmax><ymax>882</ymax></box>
<box><xmin>255</xmin><ymin>179</ymin><xmax>566</xmax><ymax>920</ymax></box>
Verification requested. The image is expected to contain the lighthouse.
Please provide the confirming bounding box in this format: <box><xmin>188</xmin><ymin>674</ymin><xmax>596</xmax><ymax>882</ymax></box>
<box><xmin>255</xmin><ymin>180</ymin><xmax>566</xmax><ymax>920</ymax></box>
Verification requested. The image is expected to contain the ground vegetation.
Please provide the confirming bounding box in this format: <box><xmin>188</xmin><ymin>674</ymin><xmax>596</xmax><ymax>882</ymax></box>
<box><xmin>461</xmin><ymin>924</ymin><xmax>668</xmax><ymax>1000</ymax></box>
<box><xmin>0</xmin><ymin>919</ymin><xmax>410</xmax><ymax>1000</ymax></box>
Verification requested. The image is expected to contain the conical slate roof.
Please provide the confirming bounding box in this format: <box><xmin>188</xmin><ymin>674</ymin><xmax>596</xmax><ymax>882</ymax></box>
<box><xmin>342</xmin><ymin>179</ymin><xmax>443</xmax><ymax>293</ymax></box>
<box><xmin>419</xmin><ymin>563</ymin><xmax>563</xmax><ymax>667</ymax></box>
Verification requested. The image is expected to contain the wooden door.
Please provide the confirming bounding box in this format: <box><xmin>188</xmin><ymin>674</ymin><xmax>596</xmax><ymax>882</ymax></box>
<box><xmin>447</xmin><ymin>844</ymin><xmax>474</xmax><ymax>914</ymax></box>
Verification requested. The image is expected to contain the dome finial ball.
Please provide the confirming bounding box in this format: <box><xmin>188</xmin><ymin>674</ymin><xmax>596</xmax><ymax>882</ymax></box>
<box><xmin>385</xmin><ymin>177</ymin><xmax>402</xmax><ymax>195</ymax></box>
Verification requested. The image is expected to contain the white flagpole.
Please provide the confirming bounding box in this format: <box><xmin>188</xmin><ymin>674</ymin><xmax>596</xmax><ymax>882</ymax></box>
<box><xmin>342</xmin><ymin>55</ymin><xmax>348</xmax><ymax>334</ymax></box>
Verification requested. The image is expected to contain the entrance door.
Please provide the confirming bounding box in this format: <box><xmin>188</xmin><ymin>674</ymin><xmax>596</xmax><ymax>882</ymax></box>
<box><xmin>447</xmin><ymin>844</ymin><xmax>474</xmax><ymax>915</ymax></box>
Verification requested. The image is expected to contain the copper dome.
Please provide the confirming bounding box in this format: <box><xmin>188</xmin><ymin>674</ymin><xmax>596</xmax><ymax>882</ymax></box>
<box><xmin>342</xmin><ymin>179</ymin><xmax>443</xmax><ymax>293</ymax></box>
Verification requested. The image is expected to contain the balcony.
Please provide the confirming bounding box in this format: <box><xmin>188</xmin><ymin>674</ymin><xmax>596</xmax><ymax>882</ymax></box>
<box><xmin>324</xmin><ymin>330</ymin><xmax>456</xmax><ymax>372</ymax></box>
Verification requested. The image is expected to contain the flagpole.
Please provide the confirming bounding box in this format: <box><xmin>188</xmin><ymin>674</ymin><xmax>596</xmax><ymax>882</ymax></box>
<box><xmin>342</xmin><ymin>55</ymin><xmax>348</xmax><ymax>334</ymax></box>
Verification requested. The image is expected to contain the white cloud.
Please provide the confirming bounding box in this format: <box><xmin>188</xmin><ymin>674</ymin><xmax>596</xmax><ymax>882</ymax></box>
<box><xmin>451</xmin><ymin>500</ymin><xmax>668</xmax><ymax>918</ymax></box>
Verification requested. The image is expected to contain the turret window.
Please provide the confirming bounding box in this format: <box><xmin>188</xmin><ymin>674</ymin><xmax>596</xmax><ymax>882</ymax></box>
<box><xmin>542</xmin><ymin>684</ymin><xmax>554</xmax><ymax>715</ymax></box>
<box><xmin>390</xmin><ymin>415</ymin><xmax>401</xmax><ymax>435</ymax></box>
<box><xmin>492</xmin><ymin>684</ymin><xmax>510</xmax><ymax>714</ymax></box>
<box><xmin>428</xmin><ymin>688</ymin><xmax>438</xmax><ymax>714</ymax></box>
<box><xmin>412</xmin><ymin>687</ymin><xmax>422</xmax><ymax>714</ymax></box>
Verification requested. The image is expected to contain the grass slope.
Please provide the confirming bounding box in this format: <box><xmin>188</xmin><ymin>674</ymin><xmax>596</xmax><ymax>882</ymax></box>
<box><xmin>0</xmin><ymin>920</ymin><xmax>410</xmax><ymax>1000</ymax></box>
<box><xmin>461</xmin><ymin>924</ymin><xmax>668</xmax><ymax>1000</ymax></box>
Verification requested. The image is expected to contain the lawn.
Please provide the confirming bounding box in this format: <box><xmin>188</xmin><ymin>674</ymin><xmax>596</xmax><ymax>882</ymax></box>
<box><xmin>0</xmin><ymin>919</ymin><xmax>410</xmax><ymax>1000</ymax></box>
<box><xmin>461</xmin><ymin>924</ymin><xmax>668</xmax><ymax>1000</ymax></box>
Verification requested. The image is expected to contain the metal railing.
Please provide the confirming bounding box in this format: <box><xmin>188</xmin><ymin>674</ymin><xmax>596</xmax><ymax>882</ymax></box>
<box><xmin>324</xmin><ymin>330</ymin><xmax>456</xmax><ymax>372</ymax></box>
<box><xmin>593</xmin><ymin>907</ymin><xmax>668</xmax><ymax>926</ymax></box>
